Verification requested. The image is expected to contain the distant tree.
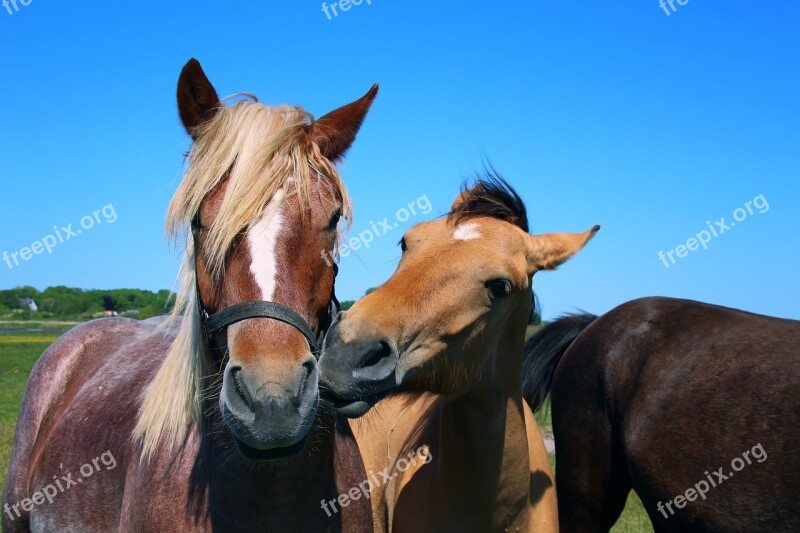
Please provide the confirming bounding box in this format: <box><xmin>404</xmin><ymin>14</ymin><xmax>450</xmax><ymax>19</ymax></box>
<box><xmin>102</xmin><ymin>295</ymin><xmax>118</xmax><ymax>312</ymax></box>
<box><xmin>339</xmin><ymin>300</ymin><xmax>355</xmax><ymax>311</ymax></box>
<box><xmin>0</xmin><ymin>290</ymin><xmax>21</xmax><ymax>310</ymax></box>
<box><xmin>137</xmin><ymin>305</ymin><xmax>162</xmax><ymax>320</ymax></box>
<box><xmin>0</xmin><ymin>286</ymin><xmax>39</xmax><ymax>309</ymax></box>
<box><xmin>157</xmin><ymin>290</ymin><xmax>175</xmax><ymax>314</ymax></box>
<box><xmin>15</xmin><ymin>286</ymin><xmax>40</xmax><ymax>300</ymax></box>
<box><xmin>365</xmin><ymin>288</ymin><xmax>377</xmax><ymax>296</ymax></box>
<box><xmin>0</xmin><ymin>286</ymin><xmax>175</xmax><ymax>321</ymax></box>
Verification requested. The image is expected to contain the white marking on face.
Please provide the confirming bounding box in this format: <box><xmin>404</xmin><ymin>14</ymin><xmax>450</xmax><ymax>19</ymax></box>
<box><xmin>248</xmin><ymin>190</ymin><xmax>286</xmax><ymax>300</ymax></box>
<box><xmin>453</xmin><ymin>222</ymin><xmax>481</xmax><ymax>241</ymax></box>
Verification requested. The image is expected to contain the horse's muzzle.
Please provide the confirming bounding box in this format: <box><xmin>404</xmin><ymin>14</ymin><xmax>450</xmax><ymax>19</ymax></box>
<box><xmin>219</xmin><ymin>356</ymin><xmax>319</xmax><ymax>460</ymax></box>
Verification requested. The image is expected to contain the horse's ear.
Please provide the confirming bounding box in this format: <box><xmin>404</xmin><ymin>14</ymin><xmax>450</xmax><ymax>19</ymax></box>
<box><xmin>309</xmin><ymin>84</ymin><xmax>379</xmax><ymax>161</ymax></box>
<box><xmin>526</xmin><ymin>225</ymin><xmax>600</xmax><ymax>274</ymax></box>
<box><xmin>177</xmin><ymin>58</ymin><xmax>221</xmax><ymax>138</ymax></box>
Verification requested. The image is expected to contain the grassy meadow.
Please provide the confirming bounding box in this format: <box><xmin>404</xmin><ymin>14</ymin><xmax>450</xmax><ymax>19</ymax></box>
<box><xmin>0</xmin><ymin>329</ymin><xmax>653</xmax><ymax>531</ymax></box>
<box><xmin>0</xmin><ymin>333</ymin><xmax>61</xmax><ymax>493</ymax></box>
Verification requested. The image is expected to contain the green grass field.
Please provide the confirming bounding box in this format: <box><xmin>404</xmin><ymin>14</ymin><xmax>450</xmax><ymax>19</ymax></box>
<box><xmin>0</xmin><ymin>321</ymin><xmax>79</xmax><ymax>331</ymax></box>
<box><xmin>0</xmin><ymin>333</ymin><xmax>61</xmax><ymax>493</ymax></box>
<box><xmin>0</xmin><ymin>331</ymin><xmax>654</xmax><ymax>531</ymax></box>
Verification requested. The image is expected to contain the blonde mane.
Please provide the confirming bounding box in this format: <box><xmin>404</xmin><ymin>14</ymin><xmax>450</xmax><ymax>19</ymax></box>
<box><xmin>134</xmin><ymin>98</ymin><xmax>351</xmax><ymax>460</ymax></box>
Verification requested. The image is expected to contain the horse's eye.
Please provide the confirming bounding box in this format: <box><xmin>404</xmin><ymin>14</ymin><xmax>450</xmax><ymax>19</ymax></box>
<box><xmin>399</xmin><ymin>237</ymin><xmax>407</xmax><ymax>253</ymax></box>
<box><xmin>485</xmin><ymin>279</ymin><xmax>512</xmax><ymax>299</ymax></box>
<box><xmin>327</xmin><ymin>211</ymin><xmax>341</xmax><ymax>231</ymax></box>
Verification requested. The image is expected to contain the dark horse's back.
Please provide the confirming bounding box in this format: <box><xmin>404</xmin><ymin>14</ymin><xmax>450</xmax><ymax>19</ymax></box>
<box><xmin>524</xmin><ymin>296</ymin><xmax>800</xmax><ymax>532</ymax></box>
<box><xmin>2</xmin><ymin>317</ymin><xmax>171</xmax><ymax>532</ymax></box>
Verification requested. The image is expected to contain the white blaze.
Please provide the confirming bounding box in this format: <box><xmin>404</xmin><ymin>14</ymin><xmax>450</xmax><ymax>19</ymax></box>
<box><xmin>247</xmin><ymin>191</ymin><xmax>286</xmax><ymax>300</ymax></box>
<box><xmin>453</xmin><ymin>222</ymin><xmax>481</xmax><ymax>241</ymax></box>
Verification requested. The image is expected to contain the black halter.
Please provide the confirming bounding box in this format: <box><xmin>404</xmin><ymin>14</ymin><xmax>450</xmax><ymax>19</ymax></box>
<box><xmin>192</xmin><ymin>217</ymin><xmax>339</xmax><ymax>359</ymax></box>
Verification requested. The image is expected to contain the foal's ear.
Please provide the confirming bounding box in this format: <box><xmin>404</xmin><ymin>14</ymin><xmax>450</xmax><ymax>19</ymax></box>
<box><xmin>309</xmin><ymin>84</ymin><xmax>379</xmax><ymax>161</ymax></box>
<box><xmin>450</xmin><ymin>191</ymin><xmax>470</xmax><ymax>211</ymax></box>
<box><xmin>177</xmin><ymin>58</ymin><xmax>221</xmax><ymax>138</ymax></box>
<box><xmin>526</xmin><ymin>225</ymin><xmax>600</xmax><ymax>274</ymax></box>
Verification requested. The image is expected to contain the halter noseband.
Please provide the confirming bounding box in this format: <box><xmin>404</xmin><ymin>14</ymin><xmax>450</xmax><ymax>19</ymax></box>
<box><xmin>202</xmin><ymin>301</ymin><xmax>319</xmax><ymax>349</ymax></box>
<box><xmin>192</xmin><ymin>216</ymin><xmax>339</xmax><ymax>358</ymax></box>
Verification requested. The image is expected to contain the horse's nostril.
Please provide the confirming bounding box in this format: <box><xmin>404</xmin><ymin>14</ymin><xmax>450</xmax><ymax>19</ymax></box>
<box><xmin>380</xmin><ymin>339</ymin><xmax>392</xmax><ymax>356</ymax></box>
<box><xmin>298</xmin><ymin>359</ymin><xmax>316</xmax><ymax>398</ymax></box>
<box><xmin>362</xmin><ymin>339</ymin><xmax>393</xmax><ymax>369</ymax></box>
<box><xmin>231</xmin><ymin>368</ymin><xmax>252</xmax><ymax>409</ymax></box>
<box><xmin>302</xmin><ymin>359</ymin><xmax>315</xmax><ymax>380</ymax></box>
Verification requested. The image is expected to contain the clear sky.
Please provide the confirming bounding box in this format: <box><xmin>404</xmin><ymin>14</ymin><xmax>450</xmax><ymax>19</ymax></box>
<box><xmin>1</xmin><ymin>1</ymin><xmax>798</xmax><ymax>320</ymax></box>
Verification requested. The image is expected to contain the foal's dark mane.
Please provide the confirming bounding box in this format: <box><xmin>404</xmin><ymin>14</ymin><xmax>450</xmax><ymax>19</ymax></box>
<box><xmin>447</xmin><ymin>166</ymin><xmax>540</xmax><ymax>322</ymax></box>
<box><xmin>449</xmin><ymin>167</ymin><xmax>529</xmax><ymax>232</ymax></box>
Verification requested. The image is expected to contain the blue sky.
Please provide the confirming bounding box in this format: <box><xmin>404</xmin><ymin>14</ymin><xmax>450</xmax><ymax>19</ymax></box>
<box><xmin>1</xmin><ymin>1</ymin><xmax>798</xmax><ymax>320</ymax></box>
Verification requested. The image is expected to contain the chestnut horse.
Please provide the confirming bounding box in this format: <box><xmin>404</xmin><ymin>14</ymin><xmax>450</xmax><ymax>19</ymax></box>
<box><xmin>523</xmin><ymin>297</ymin><xmax>800</xmax><ymax>531</ymax></box>
<box><xmin>319</xmin><ymin>173</ymin><xmax>599</xmax><ymax>532</ymax></box>
<box><xmin>3</xmin><ymin>59</ymin><xmax>378</xmax><ymax>532</ymax></box>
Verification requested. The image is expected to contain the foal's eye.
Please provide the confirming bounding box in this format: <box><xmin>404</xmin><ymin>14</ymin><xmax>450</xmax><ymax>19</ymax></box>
<box><xmin>399</xmin><ymin>237</ymin><xmax>407</xmax><ymax>253</ymax></box>
<box><xmin>485</xmin><ymin>279</ymin><xmax>512</xmax><ymax>299</ymax></box>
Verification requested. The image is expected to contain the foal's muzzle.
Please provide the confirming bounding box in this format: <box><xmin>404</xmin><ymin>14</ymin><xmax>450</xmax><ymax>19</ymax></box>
<box><xmin>319</xmin><ymin>312</ymin><xmax>400</xmax><ymax>418</ymax></box>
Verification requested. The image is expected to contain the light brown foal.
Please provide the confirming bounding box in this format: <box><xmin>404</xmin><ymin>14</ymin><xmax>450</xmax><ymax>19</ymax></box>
<box><xmin>319</xmin><ymin>173</ymin><xmax>598</xmax><ymax>532</ymax></box>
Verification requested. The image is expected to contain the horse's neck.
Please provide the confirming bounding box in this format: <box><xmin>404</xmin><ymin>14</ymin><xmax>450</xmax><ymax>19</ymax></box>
<box><xmin>199</xmin><ymin>348</ymin><xmax>342</xmax><ymax>484</ymax></box>
<box><xmin>201</xmin><ymin>409</ymin><xmax>339</xmax><ymax>490</ymax></box>
<box><xmin>170</xmin><ymin>413</ymin><xmax>374</xmax><ymax>531</ymax></box>
<box><xmin>436</xmin><ymin>322</ymin><xmax>531</xmax><ymax>529</ymax></box>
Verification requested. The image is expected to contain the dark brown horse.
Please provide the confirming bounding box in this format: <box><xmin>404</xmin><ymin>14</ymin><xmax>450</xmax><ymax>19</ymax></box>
<box><xmin>523</xmin><ymin>296</ymin><xmax>800</xmax><ymax>532</ymax></box>
<box><xmin>2</xmin><ymin>59</ymin><xmax>377</xmax><ymax>532</ymax></box>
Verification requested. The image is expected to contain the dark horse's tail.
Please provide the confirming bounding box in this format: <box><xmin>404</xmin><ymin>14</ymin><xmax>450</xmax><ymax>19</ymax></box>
<box><xmin>523</xmin><ymin>312</ymin><xmax>598</xmax><ymax>411</ymax></box>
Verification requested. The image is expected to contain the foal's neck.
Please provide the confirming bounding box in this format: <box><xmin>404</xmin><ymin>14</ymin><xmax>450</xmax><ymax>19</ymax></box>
<box><xmin>437</xmin><ymin>317</ymin><xmax>531</xmax><ymax>530</ymax></box>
